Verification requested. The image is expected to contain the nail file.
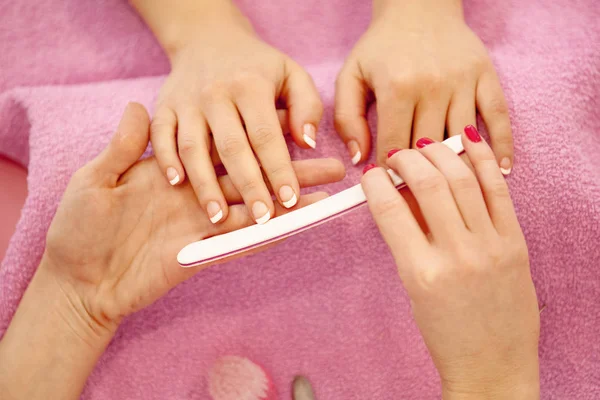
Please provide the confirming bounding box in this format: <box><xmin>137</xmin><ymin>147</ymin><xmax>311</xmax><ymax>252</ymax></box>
<box><xmin>178</xmin><ymin>135</ymin><xmax>465</xmax><ymax>268</ymax></box>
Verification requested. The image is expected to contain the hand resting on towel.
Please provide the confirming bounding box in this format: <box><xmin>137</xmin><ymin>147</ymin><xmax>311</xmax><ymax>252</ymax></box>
<box><xmin>0</xmin><ymin>103</ymin><xmax>344</xmax><ymax>400</ymax></box>
<box><xmin>131</xmin><ymin>0</ymin><xmax>323</xmax><ymax>226</ymax></box>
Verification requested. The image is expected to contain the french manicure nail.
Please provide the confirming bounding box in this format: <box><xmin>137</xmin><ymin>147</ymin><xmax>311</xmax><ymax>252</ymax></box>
<box><xmin>388</xmin><ymin>148</ymin><xmax>401</xmax><ymax>158</ymax></box>
<box><xmin>347</xmin><ymin>140</ymin><xmax>361</xmax><ymax>165</ymax></box>
<box><xmin>363</xmin><ymin>163</ymin><xmax>376</xmax><ymax>174</ymax></box>
<box><xmin>252</xmin><ymin>201</ymin><xmax>271</xmax><ymax>224</ymax></box>
<box><xmin>500</xmin><ymin>157</ymin><xmax>512</xmax><ymax>175</ymax></box>
<box><xmin>279</xmin><ymin>185</ymin><xmax>297</xmax><ymax>208</ymax></box>
<box><xmin>303</xmin><ymin>124</ymin><xmax>316</xmax><ymax>149</ymax></box>
<box><xmin>416</xmin><ymin>137</ymin><xmax>435</xmax><ymax>149</ymax></box>
<box><xmin>167</xmin><ymin>167</ymin><xmax>180</xmax><ymax>185</ymax></box>
<box><xmin>464</xmin><ymin>125</ymin><xmax>482</xmax><ymax>143</ymax></box>
<box><xmin>207</xmin><ymin>201</ymin><xmax>223</xmax><ymax>224</ymax></box>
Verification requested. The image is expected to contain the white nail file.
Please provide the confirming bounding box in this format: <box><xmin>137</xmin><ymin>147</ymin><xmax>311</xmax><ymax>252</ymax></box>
<box><xmin>178</xmin><ymin>135</ymin><xmax>465</xmax><ymax>268</ymax></box>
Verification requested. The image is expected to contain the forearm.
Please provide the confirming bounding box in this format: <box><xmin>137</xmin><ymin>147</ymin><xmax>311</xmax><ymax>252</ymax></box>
<box><xmin>0</xmin><ymin>258</ymin><xmax>115</xmax><ymax>400</ymax></box>
<box><xmin>129</xmin><ymin>0</ymin><xmax>252</xmax><ymax>58</ymax></box>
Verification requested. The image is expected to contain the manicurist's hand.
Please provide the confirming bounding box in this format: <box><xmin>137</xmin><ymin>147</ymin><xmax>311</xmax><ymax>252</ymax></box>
<box><xmin>0</xmin><ymin>103</ymin><xmax>344</xmax><ymax>400</ymax></box>
<box><xmin>132</xmin><ymin>0</ymin><xmax>323</xmax><ymax>225</ymax></box>
<box><xmin>336</xmin><ymin>0</ymin><xmax>513</xmax><ymax>173</ymax></box>
<box><xmin>362</xmin><ymin>126</ymin><xmax>539</xmax><ymax>399</ymax></box>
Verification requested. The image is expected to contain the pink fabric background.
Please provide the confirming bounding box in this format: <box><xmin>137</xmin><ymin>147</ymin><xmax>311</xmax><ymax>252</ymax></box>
<box><xmin>1</xmin><ymin>0</ymin><xmax>599</xmax><ymax>398</ymax></box>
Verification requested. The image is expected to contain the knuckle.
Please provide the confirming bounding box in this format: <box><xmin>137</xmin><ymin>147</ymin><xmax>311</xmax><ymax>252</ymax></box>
<box><xmin>150</xmin><ymin>116</ymin><xmax>174</xmax><ymax>135</ymax></box>
<box><xmin>486</xmin><ymin>97</ymin><xmax>510</xmax><ymax>116</ymax></box>
<box><xmin>250</xmin><ymin>125</ymin><xmax>280</xmax><ymax>150</ymax></box>
<box><xmin>449</xmin><ymin>172</ymin><xmax>479</xmax><ymax>192</ymax></box>
<box><xmin>198</xmin><ymin>82</ymin><xmax>228</xmax><ymax>103</ymax></box>
<box><xmin>487</xmin><ymin>175</ymin><xmax>511</xmax><ymax>199</ymax></box>
<box><xmin>239</xmin><ymin>178</ymin><xmax>262</xmax><ymax>196</ymax></box>
<box><xmin>389</xmin><ymin>76</ymin><xmax>414</xmax><ymax>94</ymax></box>
<box><xmin>178</xmin><ymin>136</ymin><xmax>198</xmax><ymax>158</ymax></box>
<box><xmin>217</xmin><ymin>135</ymin><xmax>246</xmax><ymax>158</ymax></box>
<box><xmin>411</xmin><ymin>173</ymin><xmax>448</xmax><ymax>194</ymax></box>
<box><xmin>370</xmin><ymin>195</ymin><xmax>405</xmax><ymax>218</ymax></box>
<box><xmin>264</xmin><ymin>161</ymin><xmax>292</xmax><ymax>180</ymax></box>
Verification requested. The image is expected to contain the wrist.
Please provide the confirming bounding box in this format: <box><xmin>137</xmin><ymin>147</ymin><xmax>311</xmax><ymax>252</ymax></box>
<box><xmin>372</xmin><ymin>0</ymin><xmax>464</xmax><ymax>25</ymax></box>
<box><xmin>0</xmin><ymin>257</ymin><xmax>115</xmax><ymax>399</ymax></box>
<box><xmin>152</xmin><ymin>2</ymin><xmax>254</xmax><ymax>61</ymax></box>
<box><xmin>441</xmin><ymin>364</ymin><xmax>540</xmax><ymax>400</ymax></box>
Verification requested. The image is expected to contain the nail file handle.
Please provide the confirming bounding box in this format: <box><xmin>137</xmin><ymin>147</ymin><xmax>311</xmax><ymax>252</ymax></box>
<box><xmin>178</xmin><ymin>135</ymin><xmax>464</xmax><ymax>268</ymax></box>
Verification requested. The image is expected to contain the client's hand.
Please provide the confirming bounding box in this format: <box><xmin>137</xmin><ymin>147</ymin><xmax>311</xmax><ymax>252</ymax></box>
<box><xmin>336</xmin><ymin>0</ymin><xmax>513</xmax><ymax>171</ymax></box>
<box><xmin>44</xmin><ymin>103</ymin><xmax>343</xmax><ymax>334</ymax></box>
<box><xmin>0</xmin><ymin>103</ymin><xmax>344</xmax><ymax>400</ymax></box>
<box><xmin>148</xmin><ymin>0</ymin><xmax>323</xmax><ymax>225</ymax></box>
<box><xmin>362</xmin><ymin>126</ymin><xmax>539</xmax><ymax>399</ymax></box>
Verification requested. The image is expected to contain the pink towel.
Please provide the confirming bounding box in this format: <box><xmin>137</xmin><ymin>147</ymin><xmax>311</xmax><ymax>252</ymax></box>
<box><xmin>1</xmin><ymin>0</ymin><xmax>599</xmax><ymax>398</ymax></box>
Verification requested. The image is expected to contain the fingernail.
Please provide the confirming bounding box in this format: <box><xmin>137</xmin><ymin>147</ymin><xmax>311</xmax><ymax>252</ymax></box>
<box><xmin>303</xmin><ymin>124</ymin><xmax>316</xmax><ymax>149</ymax></box>
<box><xmin>167</xmin><ymin>167</ymin><xmax>180</xmax><ymax>185</ymax></box>
<box><xmin>347</xmin><ymin>140</ymin><xmax>361</xmax><ymax>165</ymax></box>
<box><xmin>363</xmin><ymin>163</ymin><xmax>376</xmax><ymax>174</ymax></box>
<box><xmin>464</xmin><ymin>125</ymin><xmax>482</xmax><ymax>143</ymax></box>
<box><xmin>500</xmin><ymin>157</ymin><xmax>512</xmax><ymax>175</ymax></box>
<box><xmin>252</xmin><ymin>201</ymin><xmax>271</xmax><ymax>224</ymax></box>
<box><xmin>207</xmin><ymin>201</ymin><xmax>223</xmax><ymax>224</ymax></box>
<box><xmin>416</xmin><ymin>137</ymin><xmax>435</xmax><ymax>149</ymax></box>
<box><xmin>279</xmin><ymin>185</ymin><xmax>298</xmax><ymax>208</ymax></box>
<box><xmin>387</xmin><ymin>148</ymin><xmax>401</xmax><ymax>158</ymax></box>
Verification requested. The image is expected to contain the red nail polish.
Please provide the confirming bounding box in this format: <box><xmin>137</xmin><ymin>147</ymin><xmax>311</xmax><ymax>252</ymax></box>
<box><xmin>363</xmin><ymin>164</ymin><xmax>376</xmax><ymax>174</ymax></box>
<box><xmin>416</xmin><ymin>137</ymin><xmax>435</xmax><ymax>149</ymax></box>
<box><xmin>464</xmin><ymin>125</ymin><xmax>482</xmax><ymax>143</ymax></box>
<box><xmin>387</xmin><ymin>148</ymin><xmax>401</xmax><ymax>158</ymax></box>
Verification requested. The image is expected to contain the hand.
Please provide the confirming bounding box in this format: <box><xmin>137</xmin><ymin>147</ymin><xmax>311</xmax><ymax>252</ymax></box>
<box><xmin>361</xmin><ymin>126</ymin><xmax>539</xmax><ymax>399</ymax></box>
<box><xmin>335</xmin><ymin>0</ymin><xmax>513</xmax><ymax>173</ymax></box>
<box><xmin>44</xmin><ymin>103</ymin><xmax>344</xmax><ymax>335</ymax></box>
<box><xmin>150</xmin><ymin>3</ymin><xmax>323</xmax><ymax>225</ymax></box>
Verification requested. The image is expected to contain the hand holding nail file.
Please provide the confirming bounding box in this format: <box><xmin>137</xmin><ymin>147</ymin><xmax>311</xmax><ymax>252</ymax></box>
<box><xmin>177</xmin><ymin>135</ymin><xmax>465</xmax><ymax>268</ymax></box>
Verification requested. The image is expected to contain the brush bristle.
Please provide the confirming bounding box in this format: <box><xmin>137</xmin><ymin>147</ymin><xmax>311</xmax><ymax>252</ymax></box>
<box><xmin>208</xmin><ymin>356</ymin><xmax>276</xmax><ymax>400</ymax></box>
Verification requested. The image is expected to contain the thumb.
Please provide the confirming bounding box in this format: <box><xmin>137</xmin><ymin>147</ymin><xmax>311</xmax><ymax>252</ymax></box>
<box><xmin>93</xmin><ymin>103</ymin><xmax>150</xmax><ymax>184</ymax></box>
<box><xmin>334</xmin><ymin>60</ymin><xmax>371</xmax><ymax>165</ymax></box>
<box><xmin>281</xmin><ymin>59</ymin><xmax>324</xmax><ymax>150</ymax></box>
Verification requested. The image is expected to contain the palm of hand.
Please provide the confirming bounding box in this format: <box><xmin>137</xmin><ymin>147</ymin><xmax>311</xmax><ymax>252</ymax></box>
<box><xmin>46</xmin><ymin>157</ymin><xmax>211</xmax><ymax>321</ymax></box>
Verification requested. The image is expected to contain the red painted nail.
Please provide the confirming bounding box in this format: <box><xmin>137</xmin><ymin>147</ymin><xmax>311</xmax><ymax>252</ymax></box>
<box><xmin>464</xmin><ymin>125</ymin><xmax>481</xmax><ymax>143</ymax></box>
<box><xmin>416</xmin><ymin>137</ymin><xmax>435</xmax><ymax>149</ymax></box>
<box><xmin>387</xmin><ymin>148</ymin><xmax>401</xmax><ymax>158</ymax></box>
<box><xmin>363</xmin><ymin>164</ymin><xmax>376</xmax><ymax>174</ymax></box>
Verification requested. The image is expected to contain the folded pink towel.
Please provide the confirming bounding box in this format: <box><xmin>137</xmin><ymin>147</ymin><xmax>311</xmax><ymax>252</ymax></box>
<box><xmin>1</xmin><ymin>0</ymin><xmax>599</xmax><ymax>399</ymax></box>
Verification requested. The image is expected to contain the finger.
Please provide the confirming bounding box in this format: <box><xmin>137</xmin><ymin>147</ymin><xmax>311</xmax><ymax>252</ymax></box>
<box><xmin>150</xmin><ymin>106</ymin><xmax>185</xmax><ymax>186</ymax></box>
<box><xmin>361</xmin><ymin>165</ymin><xmax>429</xmax><ymax>275</ymax></box>
<box><xmin>293</xmin><ymin>376</ymin><xmax>316</xmax><ymax>400</ymax></box>
<box><xmin>375</xmin><ymin>90</ymin><xmax>414</xmax><ymax>165</ymax></box>
<box><xmin>174</xmin><ymin>192</ymin><xmax>329</xmax><ymax>282</ymax></box>
<box><xmin>209</xmin><ymin>109</ymin><xmax>289</xmax><ymax>167</ymax></box>
<box><xmin>93</xmin><ymin>102</ymin><xmax>150</xmax><ymax>185</ymax></box>
<box><xmin>386</xmin><ymin>148</ymin><xmax>468</xmax><ymax>244</ymax></box>
<box><xmin>411</xmin><ymin>98</ymin><xmax>449</xmax><ymax>149</ymax></box>
<box><xmin>416</xmin><ymin>140</ymin><xmax>495</xmax><ymax>234</ymax></box>
<box><xmin>219</xmin><ymin>158</ymin><xmax>346</xmax><ymax>204</ymax></box>
<box><xmin>476</xmin><ymin>69</ymin><xmax>514</xmax><ymax>175</ymax></box>
<box><xmin>447</xmin><ymin>88</ymin><xmax>477</xmax><ymax>171</ymax></box>
<box><xmin>462</xmin><ymin>125</ymin><xmax>520</xmax><ymax>235</ymax></box>
<box><xmin>236</xmin><ymin>83</ymin><xmax>300</xmax><ymax>209</ymax></box>
<box><xmin>334</xmin><ymin>60</ymin><xmax>371</xmax><ymax>165</ymax></box>
<box><xmin>447</xmin><ymin>87</ymin><xmax>476</xmax><ymax>138</ymax></box>
<box><xmin>206</xmin><ymin>99</ymin><xmax>274</xmax><ymax>224</ymax></box>
<box><xmin>177</xmin><ymin>109</ymin><xmax>228</xmax><ymax>224</ymax></box>
<box><xmin>282</xmin><ymin>60</ymin><xmax>324</xmax><ymax>150</ymax></box>
<box><xmin>215</xmin><ymin>191</ymin><xmax>328</xmax><ymax>236</ymax></box>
